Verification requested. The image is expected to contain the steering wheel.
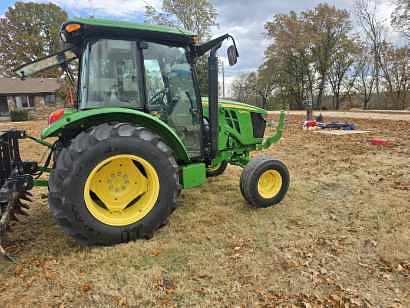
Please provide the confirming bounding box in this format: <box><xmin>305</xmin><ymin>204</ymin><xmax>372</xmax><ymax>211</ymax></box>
<box><xmin>148</xmin><ymin>88</ymin><xmax>168</xmax><ymax>110</ymax></box>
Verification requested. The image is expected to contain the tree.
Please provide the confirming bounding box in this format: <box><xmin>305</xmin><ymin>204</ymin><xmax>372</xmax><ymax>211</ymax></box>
<box><xmin>303</xmin><ymin>4</ymin><xmax>352</xmax><ymax>108</ymax></box>
<box><xmin>353</xmin><ymin>46</ymin><xmax>376</xmax><ymax>109</ymax></box>
<box><xmin>354</xmin><ymin>0</ymin><xmax>386</xmax><ymax>96</ymax></box>
<box><xmin>263</xmin><ymin>11</ymin><xmax>315</xmax><ymax>109</ymax></box>
<box><xmin>379</xmin><ymin>45</ymin><xmax>409</xmax><ymax>109</ymax></box>
<box><xmin>0</xmin><ymin>2</ymin><xmax>67</xmax><ymax>77</ymax></box>
<box><xmin>231</xmin><ymin>72</ymin><xmax>262</xmax><ymax>106</ymax></box>
<box><xmin>231</xmin><ymin>73</ymin><xmax>250</xmax><ymax>102</ymax></box>
<box><xmin>261</xmin><ymin>5</ymin><xmax>353</xmax><ymax>110</ymax></box>
<box><xmin>391</xmin><ymin>0</ymin><xmax>409</xmax><ymax>38</ymax></box>
<box><xmin>145</xmin><ymin>0</ymin><xmax>218</xmax><ymax>95</ymax></box>
<box><xmin>328</xmin><ymin>37</ymin><xmax>359</xmax><ymax>109</ymax></box>
<box><xmin>256</xmin><ymin>64</ymin><xmax>278</xmax><ymax>109</ymax></box>
<box><xmin>145</xmin><ymin>0</ymin><xmax>217</xmax><ymax>42</ymax></box>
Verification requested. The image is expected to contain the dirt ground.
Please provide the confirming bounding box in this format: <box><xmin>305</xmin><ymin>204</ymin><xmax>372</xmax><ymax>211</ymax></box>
<box><xmin>0</xmin><ymin>115</ymin><xmax>409</xmax><ymax>307</ymax></box>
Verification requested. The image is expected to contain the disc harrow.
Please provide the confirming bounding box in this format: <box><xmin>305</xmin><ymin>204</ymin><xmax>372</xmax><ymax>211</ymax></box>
<box><xmin>0</xmin><ymin>130</ymin><xmax>36</xmax><ymax>260</ymax></box>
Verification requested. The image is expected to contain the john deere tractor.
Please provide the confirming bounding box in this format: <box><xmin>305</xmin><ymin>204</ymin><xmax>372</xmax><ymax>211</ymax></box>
<box><xmin>0</xmin><ymin>18</ymin><xmax>289</xmax><ymax>257</ymax></box>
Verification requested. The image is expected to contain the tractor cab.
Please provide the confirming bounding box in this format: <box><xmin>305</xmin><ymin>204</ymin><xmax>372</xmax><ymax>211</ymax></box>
<box><xmin>17</xmin><ymin>18</ymin><xmax>239</xmax><ymax>160</ymax></box>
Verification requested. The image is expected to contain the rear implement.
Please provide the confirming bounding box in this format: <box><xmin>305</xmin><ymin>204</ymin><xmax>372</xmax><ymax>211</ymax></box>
<box><xmin>0</xmin><ymin>131</ymin><xmax>37</xmax><ymax>259</ymax></box>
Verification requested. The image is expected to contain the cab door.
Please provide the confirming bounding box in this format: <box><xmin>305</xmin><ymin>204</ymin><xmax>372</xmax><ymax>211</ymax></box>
<box><xmin>143</xmin><ymin>42</ymin><xmax>202</xmax><ymax>158</ymax></box>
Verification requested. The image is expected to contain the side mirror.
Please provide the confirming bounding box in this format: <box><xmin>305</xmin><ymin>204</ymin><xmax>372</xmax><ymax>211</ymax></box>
<box><xmin>227</xmin><ymin>45</ymin><xmax>238</xmax><ymax>66</ymax></box>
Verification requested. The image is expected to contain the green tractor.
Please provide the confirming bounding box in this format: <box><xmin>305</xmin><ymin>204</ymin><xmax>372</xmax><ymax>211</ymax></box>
<box><xmin>0</xmin><ymin>18</ymin><xmax>289</xmax><ymax>257</ymax></box>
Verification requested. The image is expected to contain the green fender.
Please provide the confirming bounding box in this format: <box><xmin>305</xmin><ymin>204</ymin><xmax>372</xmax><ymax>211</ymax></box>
<box><xmin>41</xmin><ymin>107</ymin><xmax>190</xmax><ymax>162</ymax></box>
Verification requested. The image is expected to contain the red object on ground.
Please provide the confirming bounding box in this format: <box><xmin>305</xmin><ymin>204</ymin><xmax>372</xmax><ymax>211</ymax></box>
<box><xmin>370</xmin><ymin>138</ymin><xmax>391</xmax><ymax>146</ymax></box>
<box><xmin>305</xmin><ymin>120</ymin><xmax>317</xmax><ymax>128</ymax></box>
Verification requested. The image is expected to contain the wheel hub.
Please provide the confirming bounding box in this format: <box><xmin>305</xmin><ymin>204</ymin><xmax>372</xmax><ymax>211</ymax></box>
<box><xmin>84</xmin><ymin>155</ymin><xmax>159</xmax><ymax>226</ymax></box>
<box><xmin>257</xmin><ymin>170</ymin><xmax>282</xmax><ymax>199</ymax></box>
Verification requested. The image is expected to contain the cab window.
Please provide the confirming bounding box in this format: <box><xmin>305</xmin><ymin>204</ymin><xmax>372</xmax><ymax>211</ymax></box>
<box><xmin>143</xmin><ymin>42</ymin><xmax>202</xmax><ymax>157</ymax></box>
<box><xmin>81</xmin><ymin>39</ymin><xmax>143</xmax><ymax>109</ymax></box>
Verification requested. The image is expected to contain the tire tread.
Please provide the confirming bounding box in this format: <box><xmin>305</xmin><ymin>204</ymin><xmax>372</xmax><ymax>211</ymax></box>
<box><xmin>48</xmin><ymin>122</ymin><xmax>180</xmax><ymax>245</ymax></box>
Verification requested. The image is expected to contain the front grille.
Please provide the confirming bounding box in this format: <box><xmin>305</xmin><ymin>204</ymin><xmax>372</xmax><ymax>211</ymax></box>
<box><xmin>225</xmin><ymin>110</ymin><xmax>241</xmax><ymax>133</ymax></box>
<box><xmin>251</xmin><ymin>113</ymin><xmax>266</xmax><ymax>138</ymax></box>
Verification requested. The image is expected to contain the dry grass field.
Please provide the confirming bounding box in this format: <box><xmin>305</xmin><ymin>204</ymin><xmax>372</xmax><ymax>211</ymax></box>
<box><xmin>0</xmin><ymin>114</ymin><xmax>409</xmax><ymax>307</ymax></box>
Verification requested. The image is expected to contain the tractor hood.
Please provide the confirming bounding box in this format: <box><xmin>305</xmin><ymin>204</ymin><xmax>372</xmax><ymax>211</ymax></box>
<box><xmin>201</xmin><ymin>98</ymin><xmax>267</xmax><ymax>114</ymax></box>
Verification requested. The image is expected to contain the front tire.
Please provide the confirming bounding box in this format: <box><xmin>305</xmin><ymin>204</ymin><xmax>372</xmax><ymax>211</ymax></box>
<box><xmin>240</xmin><ymin>157</ymin><xmax>289</xmax><ymax>208</ymax></box>
<box><xmin>48</xmin><ymin>123</ymin><xmax>179</xmax><ymax>245</ymax></box>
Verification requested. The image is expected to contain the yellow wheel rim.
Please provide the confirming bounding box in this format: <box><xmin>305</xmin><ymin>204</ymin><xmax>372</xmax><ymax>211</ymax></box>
<box><xmin>84</xmin><ymin>154</ymin><xmax>159</xmax><ymax>226</ymax></box>
<box><xmin>257</xmin><ymin>170</ymin><xmax>282</xmax><ymax>199</ymax></box>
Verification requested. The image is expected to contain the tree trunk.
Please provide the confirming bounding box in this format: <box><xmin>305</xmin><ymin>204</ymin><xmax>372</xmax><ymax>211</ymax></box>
<box><xmin>335</xmin><ymin>94</ymin><xmax>340</xmax><ymax>110</ymax></box>
<box><xmin>316</xmin><ymin>77</ymin><xmax>326</xmax><ymax>109</ymax></box>
<box><xmin>363</xmin><ymin>95</ymin><xmax>369</xmax><ymax>110</ymax></box>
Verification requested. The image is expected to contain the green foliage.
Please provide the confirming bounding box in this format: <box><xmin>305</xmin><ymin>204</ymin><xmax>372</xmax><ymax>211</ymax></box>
<box><xmin>262</xmin><ymin>11</ymin><xmax>317</xmax><ymax>109</ymax></box>
<box><xmin>258</xmin><ymin>4</ymin><xmax>355</xmax><ymax>110</ymax></box>
<box><xmin>162</xmin><ymin>0</ymin><xmax>217</xmax><ymax>40</ymax></box>
<box><xmin>145</xmin><ymin>0</ymin><xmax>217</xmax><ymax>42</ymax></box>
<box><xmin>303</xmin><ymin>4</ymin><xmax>352</xmax><ymax>107</ymax></box>
<box><xmin>10</xmin><ymin>109</ymin><xmax>30</xmax><ymax>122</ymax></box>
<box><xmin>144</xmin><ymin>0</ymin><xmax>218</xmax><ymax>95</ymax></box>
<box><xmin>0</xmin><ymin>2</ymin><xmax>67</xmax><ymax>77</ymax></box>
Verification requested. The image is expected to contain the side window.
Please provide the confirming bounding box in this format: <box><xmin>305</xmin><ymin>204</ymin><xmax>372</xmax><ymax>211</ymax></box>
<box><xmin>143</xmin><ymin>42</ymin><xmax>202</xmax><ymax>157</ymax></box>
<box><xmin>81</xmin><ymin>39</ymin><xmax>142</xmax><ymax>109</ymax></box>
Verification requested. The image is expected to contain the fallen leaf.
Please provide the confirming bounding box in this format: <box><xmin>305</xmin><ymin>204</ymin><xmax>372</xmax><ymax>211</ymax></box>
<box><xmin>14</xmin><ymin>265</ymin><xmax>23</xmax><ymax>277</ymax></box>
<box><xmin>329</xmin><ymin>294</ymin><xmax>341</xmax><ymax>302</ymax></box>
<box><xmin>80</xmin><ymin>282</ymin><xmax>92</xmax><ymax>293</ymax></box>
<box><xmin>329</xmin><ymin>214</ymin><xmax>337</xmax><ymax>221</ymax></box>
<box><xmin>118</xmin><ymin>297</ymin><xmax>127</xmax><ymax>306</ymax></box>
<box><xmin>382</xmin><ymin>273</ymin><xmax>392</xmax><ymax>281</ymax></box>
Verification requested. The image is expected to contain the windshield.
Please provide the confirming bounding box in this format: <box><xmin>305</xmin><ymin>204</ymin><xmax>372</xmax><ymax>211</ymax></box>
<box><xmin>144</xmin><ymin>42</ymin><xmax>201</xmax><ymax>157</ymax></box>
<box><xmin>80</xmin><ymin>39</ymin><xmax>143</xmax><ymax>109</ymax></box>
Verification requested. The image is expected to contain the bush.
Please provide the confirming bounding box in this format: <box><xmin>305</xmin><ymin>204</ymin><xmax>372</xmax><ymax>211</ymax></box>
<box><xmin>10</xmin><ymin>109</ymin><xmax>30</xmax><ymax>122</ymax></box>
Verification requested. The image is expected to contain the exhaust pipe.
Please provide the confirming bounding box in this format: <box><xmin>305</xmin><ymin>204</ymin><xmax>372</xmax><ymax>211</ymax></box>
<box><xmin>208</xmin><ymin>47</ymin><xmax>219</xmax><ymax>160</ymax></box>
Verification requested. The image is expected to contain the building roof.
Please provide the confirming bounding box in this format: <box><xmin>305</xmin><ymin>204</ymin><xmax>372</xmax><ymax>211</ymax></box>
<box><xmin>0</xmin><ymin>78</ymin><xmax>61</xmax><ymax>95</ymax></box>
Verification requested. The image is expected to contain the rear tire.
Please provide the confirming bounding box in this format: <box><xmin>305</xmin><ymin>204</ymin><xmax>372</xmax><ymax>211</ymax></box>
<box><xmin>48</xmin><ymin>123</ymin><xmax>180</xmax><ymax>245</ymax></box>
<box><xmin>240</xmin><ymin>157</ymin><xmax>289</xmax><ymax>208</ymax></box>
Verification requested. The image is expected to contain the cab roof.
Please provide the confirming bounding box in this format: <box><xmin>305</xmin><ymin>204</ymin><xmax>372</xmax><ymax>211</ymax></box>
<box><xmin>64</xmin><ymin>18</ymin><xmax>197</xmax><ymax>46</ymax></box>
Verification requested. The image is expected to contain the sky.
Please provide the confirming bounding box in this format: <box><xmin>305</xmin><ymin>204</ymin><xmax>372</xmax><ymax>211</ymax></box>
<box><xmin>0</xmin><ymin>0</ymin><xmax>402</xmax><ymax>91</ymax></box>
